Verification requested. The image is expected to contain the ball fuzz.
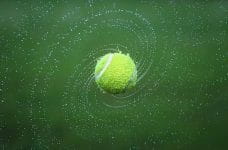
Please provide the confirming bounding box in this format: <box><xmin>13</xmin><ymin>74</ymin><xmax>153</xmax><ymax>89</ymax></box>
<box><xmin>95</xmin><ymin>52</ymin><xmax>137</xmax><ymax>94</ymax></box>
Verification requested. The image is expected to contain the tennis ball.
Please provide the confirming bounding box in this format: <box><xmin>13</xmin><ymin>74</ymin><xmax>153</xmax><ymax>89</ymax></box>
<box><xmin>95</xmin><ymin>52</ymin><xmax>137</xmax><ymax>94</ymax></box>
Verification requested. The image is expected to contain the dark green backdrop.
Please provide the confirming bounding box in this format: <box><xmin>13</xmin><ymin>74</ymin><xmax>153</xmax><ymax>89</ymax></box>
<box><xmin>0</xmin><ymin>0</ymin><xmax>228</xmax><ymax>149</ymax></box>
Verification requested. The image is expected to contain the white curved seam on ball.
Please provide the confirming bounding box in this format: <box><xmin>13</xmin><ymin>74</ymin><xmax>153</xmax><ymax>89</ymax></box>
<box><xmin>95</xmin><ymin>54</ymin><xmax>113</xmax><ymax>81</ymax></box>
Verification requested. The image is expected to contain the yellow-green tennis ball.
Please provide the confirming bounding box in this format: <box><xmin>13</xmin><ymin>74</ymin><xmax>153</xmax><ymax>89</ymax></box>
<box><xmin>95</xmin><ymin>52</ymin><xmax>137</xmax><ymax>94</ymax></box>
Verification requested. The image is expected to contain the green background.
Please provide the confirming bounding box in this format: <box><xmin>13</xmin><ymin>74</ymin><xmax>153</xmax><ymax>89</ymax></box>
<box><xmin>0</xmin><ymin>0</ymin><xmax>228</xmax><ymax>149</ymax></box>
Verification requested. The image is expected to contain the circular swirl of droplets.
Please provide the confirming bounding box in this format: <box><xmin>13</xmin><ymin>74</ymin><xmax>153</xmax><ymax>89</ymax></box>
<box><xmin>75</xmin><ymin>10</ymin><xmax>155</xmax><ymax>104</ymax></box>
<box><xmin>60</xmin><ymin>9</ymin><xmax>158</xmax><ymax>140</ymax></box>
